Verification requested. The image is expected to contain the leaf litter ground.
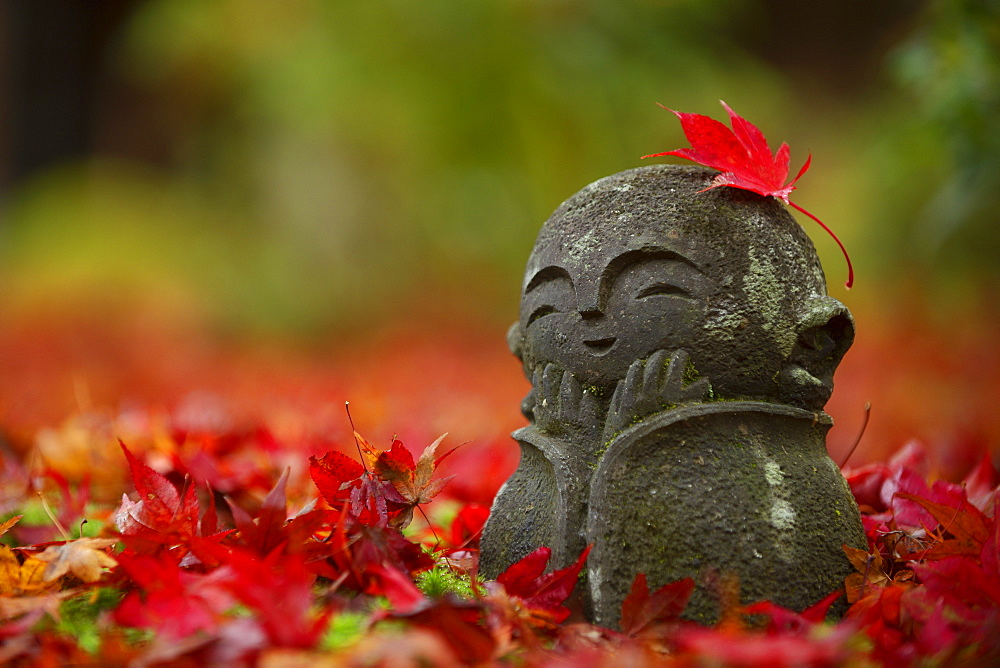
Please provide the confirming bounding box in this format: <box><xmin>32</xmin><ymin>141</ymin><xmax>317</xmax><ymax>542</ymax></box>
<box><xmin>0</xmin><ymin>306</ymin><xmax>998</xmax><ymax>665</ymax></box>
<box><xmin>0</xmin><ymin>411</ymin><xmax>997</xmax><ymax>665</ymax></box>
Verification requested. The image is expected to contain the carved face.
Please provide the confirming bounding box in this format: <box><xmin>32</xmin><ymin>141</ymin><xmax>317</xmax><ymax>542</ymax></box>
<box><xmin>519</xmin><ymin>244</ymin><xmax>714</xmax><ymax>388</ymax></box>
<box><xmin>512</xmin><ymin>165</ymin><xmax>853</xmax><ymax>410</ymax></box>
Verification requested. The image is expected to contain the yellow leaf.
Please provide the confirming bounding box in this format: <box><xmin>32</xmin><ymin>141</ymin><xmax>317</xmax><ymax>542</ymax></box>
<box><xmin>0</xmin><ymin>545</ymin><xmax>20</xmax><ymax>595</ymax></box>
<box><xmin>0</xmin><ymin>546</ymin><xmax>59</xmax><ymax>596</ymax></box>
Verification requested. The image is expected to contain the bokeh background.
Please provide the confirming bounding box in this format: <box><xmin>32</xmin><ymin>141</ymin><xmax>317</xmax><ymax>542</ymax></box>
<box><xmin>1</xmin><ymin>0</ymin><xmax>998</xmax><ymax>491</ymax></box>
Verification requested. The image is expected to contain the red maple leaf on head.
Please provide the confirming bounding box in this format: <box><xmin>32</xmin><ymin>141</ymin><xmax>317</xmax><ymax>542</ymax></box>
<box><xmin>643</xmin><ymin>100</ymin><xmax>854</xmax><ymax>288</ymax></box>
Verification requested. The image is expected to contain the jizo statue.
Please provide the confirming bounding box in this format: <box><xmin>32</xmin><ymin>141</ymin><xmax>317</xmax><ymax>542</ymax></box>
<box><xmin>480</xmin><ymin>164</ymin><xmax>867</xmax><ymax>626</ymax></box>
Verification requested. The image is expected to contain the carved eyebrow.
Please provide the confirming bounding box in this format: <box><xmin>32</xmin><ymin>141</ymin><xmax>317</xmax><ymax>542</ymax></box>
<box><xmin>525</xmin><ymin>265</ymin><xmax>572</xmax><ymax>294</ymax></box>
<box><xmin>599</xmin><ymin>247</ymin><xmax>702</xmax><ymax>304</ymax></box>
<box><xmin>602</xmin><ymin>247</ymin><xmax>701</xmax><ymax>284</ymax></box>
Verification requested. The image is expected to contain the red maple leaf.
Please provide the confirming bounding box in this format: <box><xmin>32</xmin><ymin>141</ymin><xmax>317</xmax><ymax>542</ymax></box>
<box><xmin>373</xmin><ymin>434</ymin><xmax>458</xmax><ymax>529</ymax></box>
<box><xmin>491</xmin><ymin>544</ymin><xmax>592</xmax><ymax>629</ymax></box>
<box><xmin>392</xmin><ymin>599</ymin><xmax>498</xmax><ymax>665</ymax></box>
<box><xmin>619</xmin><ymin>572</ymin><xmax>694</xmax><ymax>638</ymax></box>
<box><xmin>117</xmin><ymin>440</ymin><xmax>199</xmax><ymax>536</ymax></box>
<box><xmin>447</xmin><ymin>503</ymin><xmax>490</xmax><ymax>549</ymax></box>
<box><xmin>114</xmin><ymin>441</ymin><xmax>232</xmax><ymax>561</ymax></box>
<box><xmin>309</xmin><ymin>433</ymin><xmax>456</xmax><ymax>529</ymax></box>
<box><xmin>308</xmin><ymin>448</ymin><xmax>398</xmax><ymax>526</ymax></box>
<box><xmin>743</xmin><ymin>589</ymin><xmax>844</xmax><ymax>634</ymax></box>
<box><xmin>322</xmin><ymin>509</ymin><xmax>433</xmax><ymax>593</ymax></box>
<box><xmin>218</xmin><ymin>549</ymin><xmax>330</xmax><ymax>649</ymax></box>
<box><xmin>308</xmin><ymin>450</ymin><xmax>365</xmax><ymax>508</ymax></box>
<box><xmin>228</xmin><ymin>468</ymin><xmax>291</xmax><ymax>556</ymax></box>
<box><xmin>112</xmin><ymin>551</ymin><xmax>236</xmax><ymax>641</ymax></box>
<box><xmin>643</xmin><ymin>100</ymin><xmax>854</xmax><ymax>288</ymax></box>
<box><xmin>894</xmin><ymin>491</ymin><xmax>991</xmax><ymax>560</ymax></box>
<box><xmin>362</xmin><ymin>563</ymin><xmax>426</xmax><ymax>614</ymax></box>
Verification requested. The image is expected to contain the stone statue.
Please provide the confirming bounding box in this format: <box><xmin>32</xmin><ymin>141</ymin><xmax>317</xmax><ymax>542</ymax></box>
<box><xmin>480</xmin><ymin>164</ymin><xmax>867</xmax><ymax>626</ymax></box>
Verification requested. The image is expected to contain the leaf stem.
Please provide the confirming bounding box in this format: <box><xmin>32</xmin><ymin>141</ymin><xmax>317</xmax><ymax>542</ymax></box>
<box><xmin>415</xmin><ymin>504</ymin><xmax>441</xmax><ymax>550</ymax></box>
<box><xmin>788</xmin><ymin>200</ymin><xmax>854</xmax><ymax>289</ymax></box>
<box><xmin>345</xmin><ymin>401</ymin><xmax>369</xmax><ymax>473</ymax></box>
<box><xmin>839</xmin><ymin>402</ymin><xmax>871</xmax><ymax>469</ymax></box>
<box><xmin>36</xmin><ymin>491</ymin><xmax>71</xmax><ymax>541</ymax></box>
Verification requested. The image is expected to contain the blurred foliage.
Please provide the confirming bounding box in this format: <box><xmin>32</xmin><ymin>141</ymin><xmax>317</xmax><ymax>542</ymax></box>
<box><xmin>1</xmin><ymin>0</ymin><xmax>997</xmax><ymax>336</ymax></box>
<box><xmin>888</xmin><ymin>0</ymin><xmax>1000</xmax><ymax>273</ymax></box>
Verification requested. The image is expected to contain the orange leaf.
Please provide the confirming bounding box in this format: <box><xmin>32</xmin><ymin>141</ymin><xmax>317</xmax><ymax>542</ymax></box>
<box><xmin>842</xmin><ymin>544</ymin><xmax>889</xmax><ymax>603</ymax></box>
<box><xmin>0</xmin><ymin>515</ymin><xmax>22</xmax><ymax>539</ymax></box>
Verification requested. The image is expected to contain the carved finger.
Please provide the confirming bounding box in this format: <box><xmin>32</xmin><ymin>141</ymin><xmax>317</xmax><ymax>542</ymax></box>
<box><xmin>607</xmin><ymin>375</ymin><xmax>624</xmax><ymax>419</ymax></box>
<box><xmin>559</xmin><ymin>368</ymin><xmax>582</xmax><ymax>420</ymax></box>
<box><xmin>603</xmin><ymin>383</ymin><xmax>627</xmax><ymax>445</ymax></box>
<box><xmin>635</xmin><ymin>349</ymin><xmax>670</xmax><ymax>415</ymax></box>
<box><xmin>621</xmin><ymin>357</ymin><xmax>644</xmax><ymax>415</ymax></box>
<box><xmin>531</xmin><ymin>365</ymin><xmax>552</xmax><ymax>425</ymax></box>
<box><xmin>644</xmin><ymin>349</ymin><xmax>669</xmax><ymax>393</ymax></box>
<box><xmin>579</xmin><ymin>385</ymin><xmax>602</xmax><ymax>427</ymax></box>
<box><xmin>542</xmin><ymin>363</ymin><xmax>561</xmax><ymax>405</ymax></box>
<box><xmin>603</xmin><ymin>375</ymin><xmax>629</xmax><ymax>441</ymax></box>
<box><xmin>660</xmin><ymin>349</ymin><xmax>691</xmax><ymax>401</ymax></box>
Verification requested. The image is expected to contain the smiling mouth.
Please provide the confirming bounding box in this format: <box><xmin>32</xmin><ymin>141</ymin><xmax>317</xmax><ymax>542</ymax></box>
<box><xmin>583</xmin><ymin>337</ymin><xmax>617</xmax><ymax>356</ymax></box>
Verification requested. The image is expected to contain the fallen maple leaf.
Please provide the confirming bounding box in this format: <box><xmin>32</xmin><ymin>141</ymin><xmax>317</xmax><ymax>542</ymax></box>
<box><xmin>492</xmin><ymin>544</ymin><xmax>592</xmax><ymax>630</ymax></box>
<box><xmin>961</xmin><ymin>452</ymin><xmax>1000</xmax><ymax>512</ymax></box>
<box><xmin>374</xmin><ymin>434</ymin><xmax>457</xmax><ymax>529</ymax></box>
<box><xmin>619</xmin><ymin>572</ymin><xmax>694</xmax><ymax>637</ymax></box>
<box><xmin>447</xmin><ymin>503</ymin><xmax>490</xmax><ymax>549</ymax></box>
<box><xmin>115</xmin><ymin>440</ymin><xmax>199</xmax><ymax>541</ymax></box>
<box><xmin>843</xmin><ymin>544</ymin><xmax>913</xmax><ymax>604</ymax></box>
<box><xmin>844</xmin><ymin>583</ymin><xmax>914</xmax><ymax>664</ymax></box>
<box><xmin>0</xmin><ymin>546</ymin><xmax>55</xmax><ymax>597</ymax></box>
<box><xmin>0</xmin><ymin>516</ymin><xmax>22</xmax><ymax>539</ymax></box>
<box><xmin>34</xmin><ymin>537</ymin><xmax>118</xmax><ymax>583</ymax></box>
<box><xmin>0</xmin><ymin>590</ymin><xmax>75</xmax><ymax>623</ymax></box>
<box><xmin>391</xmin><ymin>599</ymin><xmax>498</xmax><ymax>665</ymax></box>
<box><xmin>743</xmin><ymin>589</ymin><xmax>845</xmax><ymax>634</ymax></box>
<box><xmin>363</xmin><ymin>563</ymin><xmax>427</xmax><ymax>614</ymax></box>
<box><xmin>643</xmin><ymin>100</ymin><xmax>854</xmax><ymax>288</ymax></box>
<box><xmin>309</xmin><ymin>433</ymin><xmax>457</xmax><ymax>529</ymax></box>
<box><xmin>895</xmin><ymin>492</ymin><xmax>990</xmax><ymax>560</ymax></box>
<box><xmin>308</xmin><ymin>450</ymin><xmax>365</xmax><ymax>509</ymax></box>
<box><xmin>229</xmin><ymin>468</ymin><xmax>290</xmax><ymax>555</ymax></box>
<box><xmin>113</xmin><ymin>551</ymin><xmax>237</xmax><ymax>641</ymax></box>
<box><xmin>218</xmin><ymin>549</ymin><xmax>330</xmax><ymax>648</ymax></box>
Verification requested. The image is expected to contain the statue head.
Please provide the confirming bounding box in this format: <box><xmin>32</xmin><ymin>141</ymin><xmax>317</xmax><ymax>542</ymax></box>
<box><xmin>509</xmin><ymin>164</ymin><xmax>853</xmax><ymax>411</ymax></box>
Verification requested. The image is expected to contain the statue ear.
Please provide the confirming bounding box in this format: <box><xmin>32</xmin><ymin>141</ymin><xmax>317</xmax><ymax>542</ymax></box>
<box><xmin>780</xmin><ymin>297</ymin><xmax>855</xmax><ymax>409</ymax></box>
<box><xmin>507</xmin><ymin>322</ymin><xmax>524</xmax><ymax>359</ymax></box>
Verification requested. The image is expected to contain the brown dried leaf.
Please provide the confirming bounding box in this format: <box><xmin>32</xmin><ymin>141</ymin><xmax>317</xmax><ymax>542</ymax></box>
<box><xmin>843</xmin><ymin>544</ymin><xmax>890</xmax><ymax>603</ymax></box>
<box><xmin>34</xmin><ymin>537</ymin><xmax>119</xmax><ymax>583</ymax></box>
<box><xmin>0</xmin><ymin>590</ymin><xmax>75</xmax><ymax>621</ymax></box>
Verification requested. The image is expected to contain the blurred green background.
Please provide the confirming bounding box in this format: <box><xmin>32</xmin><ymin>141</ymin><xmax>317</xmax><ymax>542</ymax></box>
<box><xmin>1</xmin><ymin>0</ymin><xmax>998</xmax><ymax>337</ymax></box>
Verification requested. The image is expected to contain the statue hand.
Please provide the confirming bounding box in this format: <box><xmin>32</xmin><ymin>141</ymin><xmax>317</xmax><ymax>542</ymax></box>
<box><xmin>530</xmin><ymin>363</ymin><xmax>603</xmax><ymax>440</ymax></box>
<box><xmin>602</xmin><ymin>350</ymin><xmax>712</xmax><ymax>444</ymax></box>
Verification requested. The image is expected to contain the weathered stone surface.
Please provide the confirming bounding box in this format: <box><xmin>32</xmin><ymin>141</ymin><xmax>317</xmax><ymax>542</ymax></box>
<box><xmin>480</xmin><ymin>164</ymin><xmax>866</xmax><ymax>626</ymax></box>
<box><xmin>589</xmin><ymin>402</ymin><xmax>863</xmax><ymax>626</ymax></box>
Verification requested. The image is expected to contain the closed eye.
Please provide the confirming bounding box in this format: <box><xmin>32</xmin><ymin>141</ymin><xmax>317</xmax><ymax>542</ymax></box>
<box><xmin>527</xmin><ymin>305</ymin><xmax>558</xmax><ymax>326</ymax></box>
<box><xmin>636</xmin><ymin>283</ymin><xmax>690</xmax><ymax>299</ymax></box>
